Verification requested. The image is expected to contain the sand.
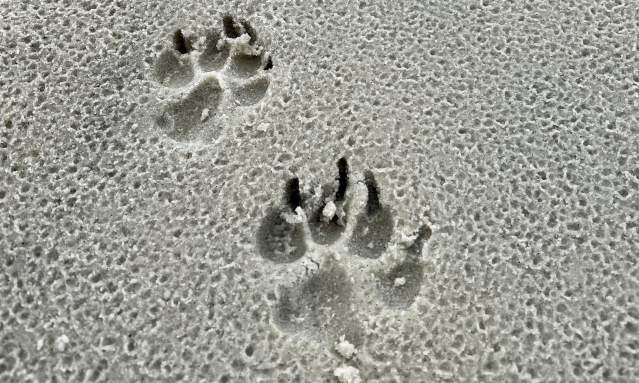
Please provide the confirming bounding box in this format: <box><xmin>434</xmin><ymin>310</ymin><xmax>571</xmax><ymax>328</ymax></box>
<box><xmin>1</xmin><ymin>1</ymin><xmax>638</xmax><ymax>382</ymax></box>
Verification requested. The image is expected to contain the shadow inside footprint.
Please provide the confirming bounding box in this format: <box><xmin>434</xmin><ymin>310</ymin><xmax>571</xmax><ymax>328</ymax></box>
<box><xmin>256</xmin><ymin>206</ymin><xmax>307</xmax><ymax>263</ymax></box>
<box><xmin>308</xmin><ymin>198</ymin><xmax>347</xmax><ymax>246</ymax></box>
<box><xmin>378</xmin><ymin>224</ymin><xmax>431</xmax><ymax>309</ymax></box>
<box><xmin>198</xmin><ymin>30</ymin><xmax>230</xmax><ymax>72</ymax></box>
<box><xmin>154</xmin><ymin>49</ymin><xmax>194</xmax><ymax>88</ymax></box>
<box><xmin>232</xmin><ymin>77</ymin><xmax>269</xmax><ymax>106</ymax></box>
<box><xmin>349</xmin><ymin>171</ymin><xmax>393</xmax><ymax>259</ymax></box>
<box><xmin>229</xmin><ymin>53</ymin><xmax>263</xmax><ymax>78</ymax></box>
<box><xmin>350</xmin><ymin>209</ymin><xmax>394</xmax><ymax>259</ymax></box>
<box><xmin>273</xmin><ymin>257</ymin><xmax>364</xmax><ymax>346</ymax></box>
<box><xmin>256</xmin><ymin>178</ymin><xmax>307</xmax><ymax>263</ymax></box>
<box><xmin>377</xmin><ymin>258</ymin><xmax>424</xmax><ymax>309</ymax></box>
<box><xmin>159</xmin><ymin>76</ymin><xmax>222</xmax><ymax>140</ymax></box>
<box><xmin>309</xmin><ymin>158</ymin><xmax>351</xmax><ymax>245</ymax></box>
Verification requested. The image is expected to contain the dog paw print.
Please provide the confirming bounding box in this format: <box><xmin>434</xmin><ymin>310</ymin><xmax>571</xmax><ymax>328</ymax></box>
<box><xmin>152</xmin><ymin>15</ymin><xmax>272</xmax><ymax>142</ymax></box>
<box><xmin>256</xmin><ymin>158</ymin><xmax>432</xmax><ymax>345</ymax></box>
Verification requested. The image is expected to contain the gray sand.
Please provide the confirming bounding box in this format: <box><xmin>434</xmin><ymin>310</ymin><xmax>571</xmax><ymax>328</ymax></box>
<box><xmin>1</xmin><ymin>1</ymin><xmax>638</xmax><ymax>382</ymax></box>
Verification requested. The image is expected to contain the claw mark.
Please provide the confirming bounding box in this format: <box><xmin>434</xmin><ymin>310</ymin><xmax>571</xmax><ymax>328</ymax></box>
<box><xmin>363</xmin><ymin>170</ymin><xmax>382</xmax><ymax>216</ymax></box>
<box><xmin>406</xmin><ymin>224</ymin><xmax>432</xmax><ymax>257</ymax></box>
<box><xmin>286</xmin><ymin>177</ymin><xmax>302</xmax><ymax>211</ymax></box>
<box><xmin>335</xmin><ymin>157</ymin><xmax>349</xmax><ymax>203</ymax></box>
<box><xmin>263</xmin><ymin>56</ymin><xmax>273</xmax><ymax>71</ymax></box>
<box><xmin>173</xmin><ymin>29</ymin><xmax>192</xmax><ymax>54</ymax></box>
<box><xmin>222</xmin><ymin>15</ymin><xmax>242</xmax><ymax>38</ymax></box>
<box><xmin>240</xmin><ymin>19</ymin><xmax>258</xmax><ymax>45</ymax></box>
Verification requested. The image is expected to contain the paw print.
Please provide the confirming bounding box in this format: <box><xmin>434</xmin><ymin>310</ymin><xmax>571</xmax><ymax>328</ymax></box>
<box><xmin>152</xmin><ymin>16</ymin><xmax>272</xmax><ymax>142</ymax></box>
<box><xmin>256</xmin><ymin>159</ymin><xmax>432</xmax><ymax>346</ymax></box>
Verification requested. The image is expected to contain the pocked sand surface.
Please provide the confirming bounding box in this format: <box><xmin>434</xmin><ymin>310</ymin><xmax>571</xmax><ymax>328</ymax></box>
<box><xmin>1</xmin><ymin>1</ymin><xmax>639</xmax><ymax>382</ymax></box>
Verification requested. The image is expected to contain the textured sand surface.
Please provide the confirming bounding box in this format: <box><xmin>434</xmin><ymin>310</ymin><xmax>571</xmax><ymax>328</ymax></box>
<box><xmin>1</xmin><ymin>1</ymin><xmax>639</xmax><ymax>382</ymax></box>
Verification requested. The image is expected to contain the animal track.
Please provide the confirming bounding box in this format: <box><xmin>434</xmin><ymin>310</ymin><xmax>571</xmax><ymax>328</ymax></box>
<box><xmin>152</xmin><ymin>16</ymin><xmax>272</xmax><ymax>142</ymax></box>
<box><xmin>273</xmin><ymin>256</ymin><xmax>365</xmax><ymax>346</ymax></box>
<box><xmin>257</xmin><ymin>158</ymin><xmax>432</xmax><ymax>345</ymax></box>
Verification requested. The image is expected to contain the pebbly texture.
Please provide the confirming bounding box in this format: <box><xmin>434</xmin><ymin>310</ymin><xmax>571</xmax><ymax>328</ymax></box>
<box><xmin>1</xmin><ymin>0</ymin><xmax>639</xmax><ymax>382</ymax></box>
